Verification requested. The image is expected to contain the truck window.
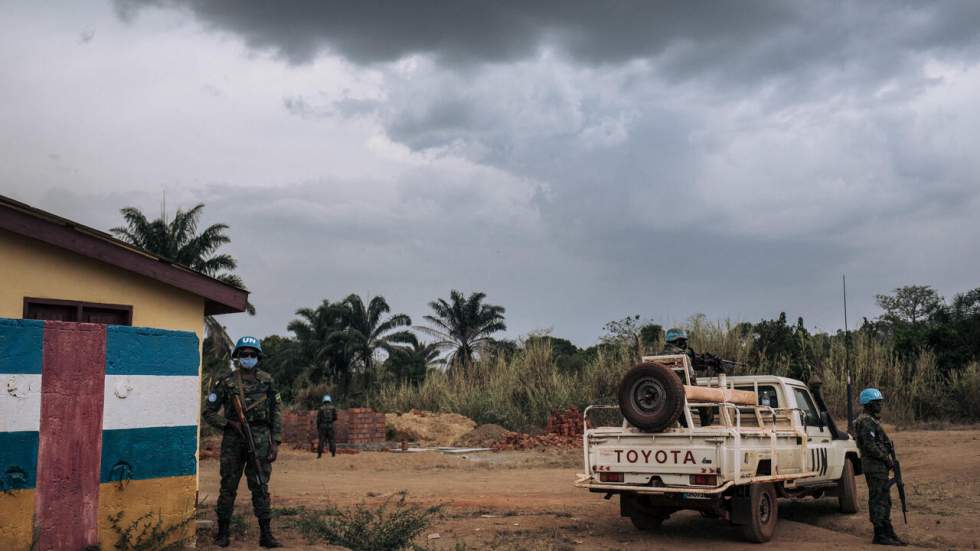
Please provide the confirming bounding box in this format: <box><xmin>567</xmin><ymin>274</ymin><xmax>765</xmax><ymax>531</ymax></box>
<box><xmin>735</xmin><ymin>385</ymin><xmax>779</xmax><ymax>408</ymax></box>
<box><xmin>793</xmin><ymin>387</ymin><xmax>820</xmax><ymax>426</ymax></box>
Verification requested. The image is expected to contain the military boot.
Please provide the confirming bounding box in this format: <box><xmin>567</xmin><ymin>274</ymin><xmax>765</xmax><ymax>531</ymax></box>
<box><xmin>885</xmin><ymin>522</ymin><xmax>908</xmax><ymax>546</ymax></box>
<box><xmin>214</xmin><ymin>517</ymin><xmax>231</xmax><ymax>548</ymax></box>
<box><xmin>873</xmin><ymin>525</ymin><xmax>903</xmax><ymax>546</ymax></box>
<box><xmin>259</xmin><ymin>518</ymin><xmax>283</xmax><ymax>548</ymax></box>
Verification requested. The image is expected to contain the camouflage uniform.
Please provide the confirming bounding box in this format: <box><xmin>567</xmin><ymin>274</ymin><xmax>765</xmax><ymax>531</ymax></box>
<box><xmin>854</xmin><ymin>412</ymin><xmax>893</xmax><ymax>529</ymax></box>
<box><xmin>316</xmin><ymin>403</ymin><xmax>338</xmax><ymax>458</ymax></box>
<box><xmin>203</xmin><ymin>369</ymin><xmax>283</xmax><ymax>522</ymax></box>
<box><xmin>661</xmin><ymin>344</ymin><xmax>713</xmax><ymax>426</ymax></box>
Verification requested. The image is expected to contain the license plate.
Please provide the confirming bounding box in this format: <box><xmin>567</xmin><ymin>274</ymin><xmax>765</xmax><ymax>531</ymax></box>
<box><xmin>681</xmin><ymin>493</ymin><xmax>712</xmax><ymax>500</ymax></box>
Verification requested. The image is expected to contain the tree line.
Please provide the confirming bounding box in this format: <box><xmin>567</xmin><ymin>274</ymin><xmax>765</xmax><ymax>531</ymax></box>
<box><xmin>112</xmin><ymin>203</ymin><xmax>980</xmax><ymax>420</ymax></box>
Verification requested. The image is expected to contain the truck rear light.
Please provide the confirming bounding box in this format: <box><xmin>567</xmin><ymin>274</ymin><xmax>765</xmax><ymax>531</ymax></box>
<box><xmin>599</xmin><ymin>472</ymin><xmax>624</xmax><ymax>483</ymax></box>
<box><xmin>690</xmin><ymin>474</ymin><xmax>717</xmax><ymax>486</ymax></box>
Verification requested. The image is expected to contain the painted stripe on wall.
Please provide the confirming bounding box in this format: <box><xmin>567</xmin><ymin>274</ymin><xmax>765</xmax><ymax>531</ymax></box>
<box><xmin>0</xmin><ymin>373</ymin><xmax>42</xmax><ymax>432</ymax></box>
<box><xmin>98</xmin><ymin>476</ymin><xmax>197</xmax><ymax>547</ymax></box>
<box><xmin>100</xmin><ymin>425</ymin><xmax>197</xmax><ymax>483</ymax></box>
<box><xmin>102</xmin><ymin>375</ymin><xmax>200</xmax><ymax>430</ymax></box>
<box><xmin>0</xmin><ymin>318</ymin><xmax>43</xmax><ymax>374</ymax></box>
<box><xmin>35</xmin><ymin>321</ymin><xmax>106</xmax><ymax>551</ymax></box>
<box><xmin>106</xmin><ymin>326</ymin><xmax>199</xmax><ymax>376</ymax></box>
<box><xmin>0</xmin><ymin>431</ymin><xmax>39</xmax><ymax>489</ymax></box>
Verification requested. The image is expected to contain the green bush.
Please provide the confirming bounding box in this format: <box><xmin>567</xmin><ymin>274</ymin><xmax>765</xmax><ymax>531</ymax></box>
<box><xmin>290</xmin><ymin>493</ymin><xmax>443</xmax><ymax>551</ymax></box>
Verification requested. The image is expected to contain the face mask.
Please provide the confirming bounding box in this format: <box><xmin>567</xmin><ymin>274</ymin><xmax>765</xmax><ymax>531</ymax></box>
<box><xmin>239</xmin><ymin>356</ymin><xmax>258</xmax><ymax>369</ymax></box>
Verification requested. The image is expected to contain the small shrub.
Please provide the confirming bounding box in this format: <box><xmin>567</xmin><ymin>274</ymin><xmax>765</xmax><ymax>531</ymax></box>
<box><xmin>107</xmin><ymin>511</ymin><xmax>191</xmax><ymax>551</ymax></box>
<box><xmin>291</xmin><ymin>492</ymin><xmax>443</xmax><ymax>551</ymax></box>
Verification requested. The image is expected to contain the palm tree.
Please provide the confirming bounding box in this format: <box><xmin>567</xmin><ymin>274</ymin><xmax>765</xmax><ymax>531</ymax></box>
<box><xmin>383</xmin><ymin>334</ymin><xmax>443</xmax><ymax>385</ymax></box>
<box><xmin>419</xmin><ymin>290</ymin><xmax>506</xmax><ymax>372</ymax></box>
<box><xmin>286</xmin><ymin>300</ymin><xmax>351</xmax><ymax>387</ymax></box>
<box><xmin>110</xmin><ymin>203</ymin><xmax>252</xmax><ymax>355</ymax></box>
<box><xmin>340</xmin><ymin>294</ymin><xmax>413</xmax><ymax>378</ymax></box>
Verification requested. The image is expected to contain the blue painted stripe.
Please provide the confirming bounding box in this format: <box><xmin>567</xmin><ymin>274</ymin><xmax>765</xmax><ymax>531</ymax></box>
<box><xmin>0</xmin><ymin>431</ymin><xmax>39</xmax><ymax>490</ymax></box>
<box><xmin>0</xmin><ymin>318</ymin><xmax>44</xmax><ymax>374</ymax></box>
<box><xmin>106</xmin><ymin>326</ymin><xmax>199</xmax><ymax>376</ymax></box>
<box><xmin>100</xmin><ymin>426</ymin><xmax>197</xmax><ymax>482</ymax></box>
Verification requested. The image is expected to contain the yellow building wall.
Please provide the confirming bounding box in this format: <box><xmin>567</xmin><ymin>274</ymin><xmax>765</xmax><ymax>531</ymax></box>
<box><xmin>0</xmin><ymin>229</ymin><xmax>205</xmax><ymax>338</ymax></box>
<box><xmin>0</xmin><ymin>228</ymin><xmax>207</xmax><ymax>548</ymax></box>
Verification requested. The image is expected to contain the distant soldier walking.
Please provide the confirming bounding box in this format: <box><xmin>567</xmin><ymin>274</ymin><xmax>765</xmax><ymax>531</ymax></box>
<box><xmin>203</xmin><ymin>336</ymin><xmax>283</xmax><ymax>548</ymax></box>
<box><xmin>854</xmin><ymin>388</ymin><xmax>907</xmax><ymax>546</ymax></box>
<box><xmin>317</xmin><ymin>394</ymin><xmax>338</xmax><ymax>458</ymax></box>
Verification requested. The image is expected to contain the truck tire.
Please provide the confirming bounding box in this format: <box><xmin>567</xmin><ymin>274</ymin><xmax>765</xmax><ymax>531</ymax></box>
<box><xmin>618</xmin><ymin>362</ymin><xmax>686</xmax><ymax>432</ymax></box>
<box><xmin>838</xmin><ymin>459</ymin><xmax>858</xmax><ymax>514</ymax></box>
<box><xmin>630</xmin><ymin>510</ymin><xmax>669</xmax><ymax>531</ymax></box>
<box><xmin>622</xmin><ymin>494</ymin><xmax>670</xmax><ymax>531</ymax></box>
<box><xmin>737</xmin><ymin>483</ymin><xmax>778</xmax><ymax>543</ymax></box>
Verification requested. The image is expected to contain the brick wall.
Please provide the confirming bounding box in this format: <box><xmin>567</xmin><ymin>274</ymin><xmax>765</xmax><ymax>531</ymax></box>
<box><xmin>281</xmin><ymin>407</ymin><xmax>386</xmax><ymax>447</ymax></box>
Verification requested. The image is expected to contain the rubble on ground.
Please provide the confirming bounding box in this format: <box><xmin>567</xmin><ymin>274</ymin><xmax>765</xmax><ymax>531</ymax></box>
<box><xmin>454</xmin><ymin>424</ymin><xmax>511</xmax><ymax>447</ymax></box>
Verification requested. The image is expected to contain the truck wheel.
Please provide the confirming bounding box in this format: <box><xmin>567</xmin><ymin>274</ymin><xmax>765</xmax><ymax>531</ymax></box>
<box><xmin>618</xmin><ymin>362</ymin><xmax>685</xmax><ymax>432</ymax></box>
<box><xmin>630</xmin><ymin>510</ymin><xmax>669</xmax><ymax>531</ymax></box>
<box><xmin>738</xmin><ymin>483</ymin><xmax>778</xmax><ymax>543</ymax></box>
<box><xmin>838</xmin><ymin>459</ymin><xmax>858</xmax><ymax>514</ymax></box>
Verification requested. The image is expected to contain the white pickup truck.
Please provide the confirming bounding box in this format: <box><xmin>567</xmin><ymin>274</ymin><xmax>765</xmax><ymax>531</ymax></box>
<box><xmin>575</xmin><ymin>355</ymin><xmax>860</xmax><ymax>542</ymax></box>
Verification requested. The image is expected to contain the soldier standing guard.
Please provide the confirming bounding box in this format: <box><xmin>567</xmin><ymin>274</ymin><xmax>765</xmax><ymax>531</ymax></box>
<box><xmin>854</xmin><ymin>388</ymin><xmax>907</xmax><ymax>546</ymax></box>
<box><xmin>316</xmin><ymin>394</ymin><xmax>338</xmax><ymax>458</ymax></box>
<box><xmin>203</xmin><ymin>336</ymin><xmax>284</xmax><ymax>548</ymax></box>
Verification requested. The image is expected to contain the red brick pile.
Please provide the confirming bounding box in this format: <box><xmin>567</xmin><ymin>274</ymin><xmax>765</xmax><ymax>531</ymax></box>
<box><xmin>492</xmin><ymin>431</ymin><xmax>582</xmax><ymax>451</ymax></box>
<box><xmin>546</xmin><ymin>406</ymin><xmax>584</xmax><ymax>437</ymax></box>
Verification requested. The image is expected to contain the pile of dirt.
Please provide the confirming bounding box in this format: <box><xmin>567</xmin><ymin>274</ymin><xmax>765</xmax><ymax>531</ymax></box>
<box><xmin>385</xmin><ymin>410</ymin><xmax>477</xmax><ymax>446</ymax></box>
<box><xmin>492</xmin><ymin>432</ymin><xmax>582</xmax><ymax>451</ymax></box>
<box><xmin>453</xmin><ymin>424</ymin><xmax>513</xmax><ymax>447</ymax></box>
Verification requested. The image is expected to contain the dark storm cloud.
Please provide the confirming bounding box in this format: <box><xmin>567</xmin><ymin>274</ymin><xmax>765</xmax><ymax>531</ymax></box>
<box><xmin>89</xmin><ymin>0</ymin><xmax>980</xmax><ymax>341</ymax></box>
<box><xmin>116</xmin><ymin>1</ymin><xmax>980</xmax><ymax>79</ymax></box>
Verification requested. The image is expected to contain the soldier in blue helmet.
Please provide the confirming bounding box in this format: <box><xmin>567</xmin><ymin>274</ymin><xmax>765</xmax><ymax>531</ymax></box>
<box><xmin>203</xmin><ymin>336</ymin><xmax>283</xmax><ymax>548</ymax></box>
<box><xmin>663</xmin><ymin>328</ymin><xmax>693</xmax><ymax>358</ymax></box>
<box><xmin>316</xmin><ymin>394</ymin><xmax>338</xmax><ymax>458</ymax></box>
<box><xmin>854</xmin><ymin>388</ymin><xmax>907</xmax><ymax>546</ymax></box>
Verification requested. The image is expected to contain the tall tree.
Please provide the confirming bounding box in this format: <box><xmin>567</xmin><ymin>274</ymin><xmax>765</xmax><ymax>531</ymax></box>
<box><xmin>286</xmin><ymin>300</ymin><xmax>351</xmax><ymax>387</ymax></box>
<box><xmin>875</xmin><ymin>285</ymin><xmax>943</xmax><ymax>326</ymax></box>
<box><xmin>420</xmin><ymin>290</ymin><xmax>506</xmax><ymax>372</ymax></box>
<box><xmin>110</xmin><ymin>203</ymin><xmax>252</xmax><ymax>355</ymax></box>
<box><xmin>340</xmin><ymin>294</ymin><xmax>413</xmax><ymax>377</ymax></box>
<box><xmin>383</xmin><ymin>334</ymin><xmax>443</xmax><ymax>385</ymax></box>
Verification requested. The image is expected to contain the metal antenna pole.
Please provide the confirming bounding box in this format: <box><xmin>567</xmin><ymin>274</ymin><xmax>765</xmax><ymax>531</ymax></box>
<box><xmin>843</xmin><ymin>274</ymin><xmax>854</xmax><ymax>434</ymax></box>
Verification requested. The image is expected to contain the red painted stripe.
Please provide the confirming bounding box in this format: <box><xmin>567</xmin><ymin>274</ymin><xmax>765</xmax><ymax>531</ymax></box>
<box><xmin>35</xmin><ymin>321</ymin><xmax>106</xmax><ymax>551</ymax></box>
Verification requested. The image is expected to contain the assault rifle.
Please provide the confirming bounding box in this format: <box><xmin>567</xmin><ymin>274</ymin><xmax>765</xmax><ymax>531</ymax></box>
<box><xmin>887</xmin><ymin>444</ymin><xmax>908</xmax><ymax>524</ymax></box>
<box><xmin>693</xmin><ymin>352</ymin><xmax>744</xmax><ymax>375</ymax></box>
<box><xmin>232</xmin><ymin>370</ymin><xmax>267</xmax><ymax>488</ymax></box>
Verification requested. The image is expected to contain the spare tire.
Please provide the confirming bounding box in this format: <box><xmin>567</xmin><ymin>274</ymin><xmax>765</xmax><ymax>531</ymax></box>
<box><xmin>618</xmin><ymin>362</ymin><xmax>686</xmax><ymax>432</ymax></box>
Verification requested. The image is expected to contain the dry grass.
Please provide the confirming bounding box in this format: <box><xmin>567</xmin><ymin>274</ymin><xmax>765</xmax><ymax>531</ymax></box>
<box><xmin>373</xmin><ymin>320</ymin><xmax>980</xmax><ymax>430</ymax></box>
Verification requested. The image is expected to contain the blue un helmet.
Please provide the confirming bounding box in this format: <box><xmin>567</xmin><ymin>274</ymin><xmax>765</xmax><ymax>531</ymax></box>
<box><xmin>233</xmin><ymin>335</ymin><xmax>263</xmax><ymax>358</ymax></box>
<box><xmin>665</xmin><ymin>328</ymin><xmax>689</xmax><ymax>344</ymax></box>
<box><xmin>323</xmin><ymin>395</ymin><xmax>332</xmax><ymax>403</ymax></box>
<box><xmin>859</xmin><ymin>387</ymin><xmax>884</xmax><ymax>405</ymax></box>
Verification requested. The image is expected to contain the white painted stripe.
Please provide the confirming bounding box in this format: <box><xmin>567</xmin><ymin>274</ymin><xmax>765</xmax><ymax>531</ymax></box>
<box><xmin>102</xmin><ymin>375</ymin><xmax>200</xmax><ymax>430</ymax></box>
<box><xmin>1</xmin><ymin>374</ymin><xmax>43</xmax><ymax>432</ymax></box>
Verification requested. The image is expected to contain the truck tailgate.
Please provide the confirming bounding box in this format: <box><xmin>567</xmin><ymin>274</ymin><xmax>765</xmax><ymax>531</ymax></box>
<box><xmin>587</xmin><ymin>431</ymin><xmax>721</xmax><ymax>487</ymax></box>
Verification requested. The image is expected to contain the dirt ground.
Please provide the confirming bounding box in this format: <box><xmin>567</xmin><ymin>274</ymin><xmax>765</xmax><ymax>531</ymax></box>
<box><xmin>196</xmin><ymin>427</ymin><xmax>980</xmax><ymax>550</ymax></box>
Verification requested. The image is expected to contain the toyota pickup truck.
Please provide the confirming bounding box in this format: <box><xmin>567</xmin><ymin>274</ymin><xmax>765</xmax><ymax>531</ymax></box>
<box><xmin>575</xmin><ymin>354</ymin><xmax>860</xmax><ymax>542</ymax></box>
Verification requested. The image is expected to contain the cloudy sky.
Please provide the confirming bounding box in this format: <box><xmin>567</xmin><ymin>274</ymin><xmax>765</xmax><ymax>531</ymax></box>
<box><xmin>3</xmin><ymin>1</ymin><xmax>980</xmax><ymax>345</ymax></box>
